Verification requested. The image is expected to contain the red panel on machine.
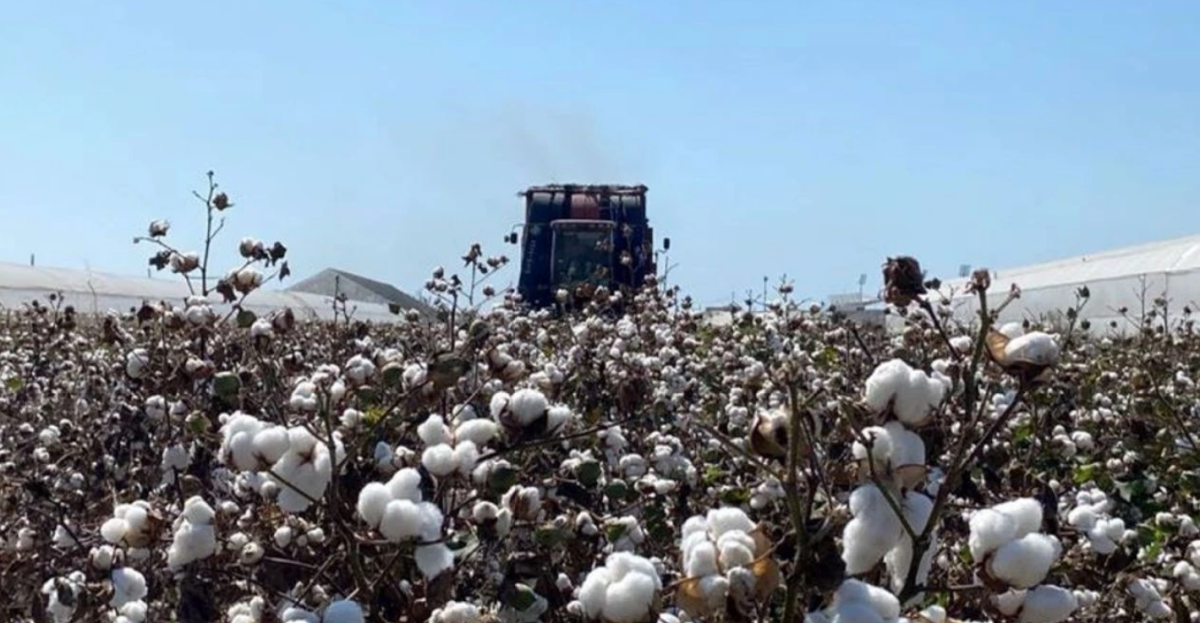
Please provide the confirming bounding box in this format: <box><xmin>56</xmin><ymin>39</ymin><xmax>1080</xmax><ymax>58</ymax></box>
<box><xmin>569</xmin><ymin>194</ymin><xmax>601</xmax><ymax>220</ymax></box>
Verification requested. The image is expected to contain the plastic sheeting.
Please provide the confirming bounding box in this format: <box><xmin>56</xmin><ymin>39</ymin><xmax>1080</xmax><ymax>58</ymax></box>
<box><xmin>921</xmin><ymin>233</ymin><xmax>1200</xmax><ymax>334</ymax></box>
<box><xmin>0</xmin><ymin>262</ymin><xmax>410</xmax><ymax>324</ymax></box>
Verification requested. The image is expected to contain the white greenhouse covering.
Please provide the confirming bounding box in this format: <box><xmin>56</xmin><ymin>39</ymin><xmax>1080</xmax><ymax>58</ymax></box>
<box><xmin>0</xmin><ymin>262</ymin><xmax>408</xmax><ymax>324</ymax></box>
<box><xmin>917</xmin><ymin>233</ymin><xmax>1200</xmax><ymax>334</ymax></box>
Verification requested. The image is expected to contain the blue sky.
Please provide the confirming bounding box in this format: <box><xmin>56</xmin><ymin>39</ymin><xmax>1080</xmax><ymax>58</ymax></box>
<box><xmin>2</xmin><ymin>1</ymin><xmax>1200</xmax><ymax>308</ymax></box>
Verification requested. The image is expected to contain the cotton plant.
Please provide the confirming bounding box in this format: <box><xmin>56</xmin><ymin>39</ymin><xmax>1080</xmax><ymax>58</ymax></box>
<box><xmin>216</xmin><ymin>412</ymin><xmax>346</xmax><ymax>513</ymax></box>
<box><xmin>674</xmin><ymin>507</ymin><xmax>780</xmax><ymax>619</ymax></box>
<box><xmin>574</xmin><ymin>552</ymin><xmax>664</xmax><ymax>623</ymax></box>
<box><xmin>356</xmin><ymin>467</ymin><xmax>455</xmax><ymax>580</ymax></box>
<box><xmin>166</xmin><ymin>495</ymin><xmax>218</xmax><ymax>570</ymax></box>
<box><xmin>1064</xmin><ymin>486</ymin><xmax>1133</xmax><ymax>555</ymax></box>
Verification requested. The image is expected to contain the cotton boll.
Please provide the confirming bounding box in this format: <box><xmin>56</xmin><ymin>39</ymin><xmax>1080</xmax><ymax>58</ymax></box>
<box><xmin>431</xmin><ymin>601</ymin><xmax>482</xmax><ymax>623</ymax></box>
<box><xmin>602</xmin><ymin>571</ymin><xmax>659</xmax><ymax>623</ymax></box>
<box><xmin>455</xmin><ymin>419</ymin><xmax>500</xmax><ymax>447</ymax></box>
<box><xmin>884</xmin><ymin>421</ymin><xmax>925</xmax><ymax>468</ymax></box>
<box><xmin>993</xmin><ymin>590</ymin><xmax>1028</xmax><ymax>616</ymax></box>
<box><xmin>356</xmin><ymin>482</ymin><xmax>391</xmax><ymax>528</ymax></box>
<box><xmin>323</xmin><ymin>600</ymin><xmax>365</xmax><ymax>623</ymax></box>
<box><xmin>579</xmin><ymin>568</ymin><xmax>612</xmax><ymax>619</ymax></box>
<box><xmin>684</xmin><ymin>541</ymin><xmax>721</xmax><ymax>578</ymax></box>
<box><xmin>422</xmin><ymin>444</ymin><xmax>458</xmax><ymax>477</ymax></box>
<box><xmin>1019</xmin><ymin>585</ymin><xmax>1078</xmax><ymax>623</ymax></box>
<box><xmin>546</xmin><ymin>405</ymin><xmax>573</xmax><ymax>432</ymax></box>
<box><xmin>969</xmin><ymin>498</ymin><xmax>1042</xmax><ymax>560</ymax></box>
<box><xmin>851</xmin><ymin>426</ymin><xmax>893</xmax><ymax>466</ymax></box>
<box><xmin>254</xmin><ymin>426</ymin><xmax>291</xmax><ymax>464</ymax></box>
<box><xmin>843</xmin><ymin>485</ymin><xmax>904</xmax><ymax>575</ymax></box>
<box><xmin>274</xmin><ymin>526</ymin><xmax>293</xmax><ymax>548</ymax></box>
<box><xmin>387</xmin><ymin>468</ymin><xmax>423</xmax><ymax>503</ymax></box>
<box><xmin>489</xmin><ymin>391</ymin><xmax>511</xmax><ymax>420</ymax></box>
<box><xmin>379</xmin><ymin>500</ymin><xmax>425</xmax><ymax>542</ymax></box>
<box><xmin>509</xmin><ymin>388</ymin><xmax>549</xmax><ymax>425</ymax></box>
<box><xmin>110</xmin><ymin>567</ymin><xmax>148</xmax><ymax>608</ymax></box>
<box><xmin>415</xmin><ymin>543</ymin><xmax>455</xmax><ymax>579</ymax></box>
<box><xmin>101</xmin><ymin>518</ymin><xmax>129</xmax><ymax>544</ymax></box>
<box><xmin>834</xmin><ymin>579</ymin><xmax>901</xmax><ymax>621</ymax></box>
<box><xmin>1066</xmin><ymin>506</ymin><xmax>1098</xmax><ymax>532</ymax></box>
<box><xmin>831</xmin><ymin>603</ymin><xmax>885</xmax><ymax>623</ymax></box>
<box><xmin>452</xmin><ymin>441</ymin><xmax>479</xmax><ymax>475</ymax></box>
<box><xmin>1004</xmin><ymin>332</ymin><xmax>1060</xmax><ymax>368</ymax></box>
<box><xmin>706</xmin><ymin>507</ymin><xmax>755</xmax><ymax>537</ymax></box>
<box><xmin>419</xmin><ymin>416</ymin><xmax>453</xmax><ymax>446</ymax></box>
<box><xmin>989</xmin><ymin>534</ymin><xmax>1063</xmax><ymax>588</ymax></box>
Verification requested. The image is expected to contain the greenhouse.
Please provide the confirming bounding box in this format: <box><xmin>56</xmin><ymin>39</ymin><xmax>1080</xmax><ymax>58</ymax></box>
<box><xmin>923</xmin><ymin>232</ymin><xmax>1200</xmax><ymax>334</ymax></box>
<box><xmin>0</xmin><ymin>261</ymin><xmax>413</xmax><ymax>324</ymax></box>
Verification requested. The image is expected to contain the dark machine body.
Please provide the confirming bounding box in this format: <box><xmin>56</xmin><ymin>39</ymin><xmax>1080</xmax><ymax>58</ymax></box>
<box><xmin>512</xmin><ymin>184</ymin><xmax>663</xmax><ymax>309</ymax></box>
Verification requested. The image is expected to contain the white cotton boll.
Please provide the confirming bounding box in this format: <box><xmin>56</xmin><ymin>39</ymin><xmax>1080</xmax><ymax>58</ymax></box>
<box><xmin>240</xmin><ymin>542</ymin><xmax>265</xmax><ymax>565</ymax></box>
<box><xmin>101</xmin><ymin>518</ymin><xmax>130</xmax><ymax>544</ymax></box>
<box><xmin>254</xmin><ymin>427</ymin><xmax>291</xmax><ymax>464</ymax></box>
<box><xmin>387</xmin><ymin>468</ymin><xmax>423</xmax><ymax>502</ymax></box>
<box><xmin>119</xmin><ymin>600</ymin><xmax>148</xmax><ymax>623</ymax></box>
<box><xmin>110</xmin><ymin>567</ymin><xmax>148</xmax><ymax>608</ymax></box>
<box><xmin>419</xmin><ymin>416</ymin><xmax>453</xmax><ymax>447</ymax></box>
<box><xmin>718</xmin><ymin>538</ymin><xmax>756</xmax><ymax>570</ymax></box>
<box><xmin>706</xmin><ymin>507</ymin><xmax>755</xmax><ymax>537</ymax></box>
<box><xmin>919</xmin><ymin>605</ymin><xmax>948</xmax><ymax>623</ymax></box>
<box><xmin>379</xmin><ymin>500</ymin><xmax>425</xmax><ymax>542</ymax></box>
<box><xmin>1019</xmin><ymin>585</ymin><xmax>1078</xmax><ymax>623</ymax></box>
<box><xmin>602</xmin><ymin>571</ymin><xmax>659</xmax><ymax>623</ymax></box>
<box><xmin>489</xmin><ymin>391</ymin><xmax>511</xmax><ymax>420</ymax></box>
<box><xmin>323</xmin><ymin>600</ymin><xmax>365</xmax><ymax>623</ymax></box>
<box><xmin>251</xmin><ymin>317</ymin><xmax>273</xmax><ymax>338</ymax></box>
<box><xmin>950</xmin><ymin>335</ymin><xmax>972</xmax><ymax>354</ymax></box>
<box><xmin>281</xmin><ymin>606</ymin><xmax>320</xmax><ymax>623</ymax></box>
<box><xmin>341</xmin><ymin>408</ymin><xmax>363</xmax><ymax>429</ymax></box>
<box><xmin>415</xmin><ymin>543</ymin><xmax>455</xmax><ymax>579</ymax></box>
<box><xmin>884</xmin><ymin>421</ymin><xmax>925</xmax><ymax>467</ymax></box>
<box><xmin>1180</xmin><ymin>516</ymin><xmax>1198</xmax><ymax>536</ymax></box>
<box><xmin>852</xmin><ymin>427</ymin><xmax>892</xmax><ymax>465</ymax></box>
<box><xmin>843</xmin><ymin>485</ymin><xmax>904</xmax><ymax>575</ymax></box>
<box><xmin>1071</xmin><ymin>431</ymin><xmax>1095</xmax><ymax>452</ymax></box>
<box><xmin>834</xmin><ymin>579</ymin><xmax>901</xmax><ymax>621</ymax></box>
<box><xmin>182</xmin><ymin>495</ymin><xmax>215</xmax><ymax>525</ymax></box>
<box><xmin>91</xmin><ymin>545</ymin><xmax>116</xmax><ymax>570</ymax></box>
<box><xmin>999</xmin><ymin>322</ymin><xmax>1025</xmax><ymax>339</ymax></box>
<box><xmin>433</xmin><ymin>601</ymin><xmax>482</xmax><ymax>623</ymax></box>
<box><xmin>453</xmin><ymin>441</ymin><xmax>479</xmax><ymax>475</ymax></box>
<box><xmin>579</xmin><ymin>568</ymin><xmax>612</xmax><ymax>619</ymax></box>
<box><xmin>454</xmin><ymin>419</ymin><xmax>500</xmax><ymax>447</ymax></box>
<box><xmin>418</xmin><ymin>502</ymin><xmax>444</xmax><ymax>542</ymax></box>
<box><xmin>831</xmin><ymin>603</ymin><xmax>885</xmax><ymax>623</ymax></box>
<box><xmin>274</xmin><ymin>526</ymin><xmax>293</xmax><ymax>548</ymax></box>
<box><xmin>1004</xmin><ymin>332</ymin><xmax>1060</xmax><ymax>367</ymax></box>
<box><xmin>993</xmin><ymin>590</ymin><xmax>1028</xmax><ymax>616</ymax></box>
<box><xmin>422</xmin><ymin>444</ymin><xmax>458</xmax><ymax>477</ymax></box>
<box><xmin>685</xmin><ymin>541</ymin><xmax>721</xmax><ymax>577</ymax></box>
<box><xmin>509</xmin><ymin>388</ymin><xmax>549</xmax><ymax>425</ymax></box>
<box><xmin>289</xmin><ymin>381</ymin><xmax>319</xmax><ymax>411</ymax></box>
<box><xmin>546</xmin><ymin>405</ymin><xmax>573</xmax><ymax>432</ymax></box>
<box><xmin>989</xmin><ymin>534</ymin><xmax>1062</xmax><ymax>588</ymax></box>
<box><xmin>1067</xmin><ymin>506</ymin><xmax>1098</xmax><ymax>532</ymax></box>
<box><xmin>472</xmin><ymin>501</ymin><xmax>499</xmax><ymax>523</ymax></box>
<box><xmin>357</xmin><ymin>482</ymin><xmax>392</xmax><ymax>528</ymax></box>
<box><xmin>970</xmin><ymin>498</ymin><xmax>1042</xmax><ymax>560</ymax></box>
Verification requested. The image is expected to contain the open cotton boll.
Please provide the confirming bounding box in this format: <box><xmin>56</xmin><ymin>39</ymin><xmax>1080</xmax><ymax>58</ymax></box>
<box><xmin>415</xmin><ymin>543</ymin><xmax>455</xmax><ymax>579</ymax></box>
<box><xmin>431</xmin><ymin>601</ymin><xmax>482</xmax><ymax>623</ymax></box>
<box><xmin>884</xmin><ymin>492</ymin><xmax>936</xmax><ymax>595</ymax></box>
<box><xmin>546</xmin><ymin>405</ymin><xmax>573</xmax><ymax>432</ymax></box>
<box><xmin>167</xmin><ymin>497</ymin><xmax>218</xmax><ymax>570</ymax></box>
<box><xmin>422</xmin><ymin>444</ymin><xmax>458</xmax><ymax>477</ymax></box>
<box><xmin>509</xmin><ymin>388</ymin><xmax>549</xmax><ymax>425</ymax></box>
<box><xmin>988</xmin><ymin>533</ymin><xmax>1062</xmax><ymax>589</ymax></box>
<box><xmin>356</xmin><ymin>482</ymin><xmax>392</xmax><ymax>528</ymax></box>
<box><xmin>1004</xmin><ymin>332</ymin><xmax>1060</xmax><ymax>367</ymax></box>
<box><xmin>110</xmin><ymin>567</ymin><xmax>148</xmax><ymax>608</ymax></box>
<box><xmin>387</xmin><ymin>468</ymin><xmax>423</xmax><ymax>503</ymax></box>
<box><xmin>706</xmin><ymin>507</ymin><xmax>755</xmax><ymax>537</ymax></box>
<box><xmin>578</xmin><ymin>552</ymin><xmax>662</xmax><ymax>623</ymax></box>
<box><xmin>863</xmin><ymin>359</ymin><xmax>947</xmax><ymax>426</ymax></box>
<box><xmin>999</xmin><ymin>322</ymin><xmax>1025</xmax><ymax>339</ymax></box>
<box><xmin>323</xmin><ymin>600</ymin><xmax>365</xmax><ymax>623</ymax></box>
<box><xmin>842</xmin><ymin>484</ymin><xmax>904</xmax><ymax>575</ymax></box>
<box><xmin>833</xmin><ymin>579</ymin><xmax>901</xmax><ymax>621</ymax></box>
<box><xmin>489</xmin><ymin>391</ymin><xmax>511</xmax><ymax>420</ymax></box>
<box><xmin>378</xmin><ymin>500</ymin><xmax>426</xmax><ymax>542</ymax></box>
<box><xmin>1018</xmin><ymin>585</ymin><xmax>1077</xmax><ymax>623</ymax></box>
<box><xmin>852</xmin><ymin>426</ymin><xmax>893</xmax><ymax>466</ymax></box>
<box><xmin>419</xmin><ymin>416</ymin><xmax>453</xmax><ymax>446</ymax></box>
<box><xmin>455</xmin><ymin>419</ymin><xmax>500</xmax><ymax>447</ymax></box>
<box><xmin>452</xmin><ymin>441</ymin><xmax>479</xmax><ymax>475</ymax></box>
<box><xmin>969</xmin><ymin>498</ymin><xmax>1042</xmax><ymax>560</ymax></box>
<box><xmin>884</xmin><ymin>421</ymin><xmax>925</xmax><ymax>468</ymax></box>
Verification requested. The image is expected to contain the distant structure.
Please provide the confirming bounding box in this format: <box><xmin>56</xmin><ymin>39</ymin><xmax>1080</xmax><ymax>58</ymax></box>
<box><xmin>826</xmin><ymin>292</ymin><xmax>886</xmax><ymax>326</ymax></box>
<box><xmin>0</xmin><ymin>262</ymin><xmax>422</xmax><ymax>323</ymax></box>
<box><xmin>286</xmin><ymin>268</ymin><xmax>432</xmax><ymax>317</ymax></box>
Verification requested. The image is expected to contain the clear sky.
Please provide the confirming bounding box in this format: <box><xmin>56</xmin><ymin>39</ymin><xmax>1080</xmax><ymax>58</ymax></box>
<box><xmin>2</xmin><ymin>1</ymin><xmax>1199</xmax><ymax>309</ymax></box>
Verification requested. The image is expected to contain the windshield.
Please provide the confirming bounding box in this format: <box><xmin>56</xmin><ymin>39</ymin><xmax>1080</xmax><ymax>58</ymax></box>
<box><xmin>552</xmin><ymin>227</ymin><xmax>613</xmax><ymax>290</ymax></box>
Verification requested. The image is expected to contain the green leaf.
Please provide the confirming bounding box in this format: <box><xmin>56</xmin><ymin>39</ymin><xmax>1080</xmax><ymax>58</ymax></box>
<box><xmin>721</xmin><ymin>487</ymin><xmax>751</xmax><ymax>505</ymax></box>
<box><xmin>577</xmin><ymin>460</ymin><xmax>602</xmax><ymax>487</ymax></box>
<box><xmin>534</xmin><ymin>524</ymin><xmax>566</xmax><ymax>548</ymax></box>
<box><xmin>489</xmin><ymin>465</ymin><xmax>519</xmax><ymax>495</ymax></box>
<box><xmin>604</xmin><ymin>479</ymin><xmax>628</xmax><ymax>501</ymax></box>
<box><xmin>604</xmin><ymin>523</ymin><xmax>628</xmax><ymax>543</ymax></box>
<box><xmin>236</xmin><ymin>309</ymin><xmax>257</xmax><ymax>328</ymax></box>
<box><xmin>213</xmin><ymin>371</ymin><xmax>241</xmax><ymax>400</ymax></box>
<box><xmin>507</xmin><ymin>585</ymin><xmax>539</xmax><ymax>612</ymax></box>
<box><xmin>4</xmin><ymin>377</ymin><xmax>23</xmax><ymax>391</ymax></box>
<box><xmin>703</xmin><ymin>465</ymin><xmax>725</xmax><ymax>486</ymax></box>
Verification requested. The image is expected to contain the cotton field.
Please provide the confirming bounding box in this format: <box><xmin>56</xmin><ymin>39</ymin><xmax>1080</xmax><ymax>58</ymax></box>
<box><xmin>3</xmin><ymin>193</ymin><xmax>1200</xmax><ymax>622</ymax></box>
